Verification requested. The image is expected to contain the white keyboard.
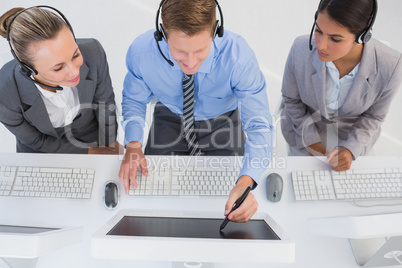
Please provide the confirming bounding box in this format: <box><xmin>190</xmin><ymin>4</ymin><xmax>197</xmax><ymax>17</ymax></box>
<box><xmin>129</xmin><ymin>166</ymin><xmax>240</xmax><ymax>196</ymax></box>
<box><xmin>292</xmin><ymin>168</ymin><xmax>402</xmax><ymax>201</ymax></box>
<box><xmin>0</xmin><ymin>166</ymin><xmax>95</xmax><ymax>199</ymax></box>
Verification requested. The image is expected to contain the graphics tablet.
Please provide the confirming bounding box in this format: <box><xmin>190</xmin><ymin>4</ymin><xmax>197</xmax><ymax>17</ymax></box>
<box><xmin>91</xmin><ymin>209</ymin><xmax>294</xmax><ymax>264</ymax></box>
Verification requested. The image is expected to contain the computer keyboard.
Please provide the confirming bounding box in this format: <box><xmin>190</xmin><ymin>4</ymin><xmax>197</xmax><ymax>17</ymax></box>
<box><xmin>292</xmin><ymin>168</ymin><xmax>402</xmax><ymax>201</ymax></box>
<box><xmin>0</xmin><ymin>165</ymin><xmax>95</xmax><ymax>199</ymax></box>
<box><xmin>129</xmin><ymin>166</ymin><xmax>240</xmax><ymax>196</ymax></box>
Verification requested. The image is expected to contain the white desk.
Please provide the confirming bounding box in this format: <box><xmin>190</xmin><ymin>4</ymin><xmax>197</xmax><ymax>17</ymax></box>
<box><xmin>0</xmin><ymin>153</ymin><xmax>401</xmax><ymax>268</ymax></box>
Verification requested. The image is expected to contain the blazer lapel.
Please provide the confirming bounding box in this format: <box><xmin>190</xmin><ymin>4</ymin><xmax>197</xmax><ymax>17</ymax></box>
<box><xmin>15</xmin><ymin>70</ymin><xmax>58</xmax><ymax>137</ymax></box>
<box><xmin>76</xmin><ymin>62</ymin><xmax>95</xmax><ymax>106</ymax></box>
<box><xmin>340</xmin><ymin>42</ymin><xmax>377</xmax><ymax>115</ymax></box>
<box><xmin>311</xmin><ymin>52</ymin><xmax>329</xmax><ymax>118</ymax></box>
<box><xmin>15</xmin><ymin>61</ymin><xmax>95</xmax><ymax>137</ymax></box>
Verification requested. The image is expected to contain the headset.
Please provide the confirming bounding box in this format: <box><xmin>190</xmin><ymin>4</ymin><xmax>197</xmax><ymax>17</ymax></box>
<box><xmin>6</xmin><ymin>6</ymin><xmax>76</xmax><ymax>91</ymax></box>
<box><xmin>154</xmin><ymin>0</ymin><xmax>224</xmax><ymax>66</ymax></box>
<box><xmin>309</xmin><ymin>0</ymin><xmax>378</xmax><ymax>51</ymax></box>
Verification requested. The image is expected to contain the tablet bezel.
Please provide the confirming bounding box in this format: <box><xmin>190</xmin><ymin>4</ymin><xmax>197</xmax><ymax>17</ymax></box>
<box><xmin>0</xmin><ymin>222</ymin><xmax>82</xmax><ymax>258</ymax></box>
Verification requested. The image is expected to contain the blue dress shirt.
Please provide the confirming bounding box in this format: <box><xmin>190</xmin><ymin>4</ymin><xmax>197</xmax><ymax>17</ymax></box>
<box><xmin>122</xmin><ymin>29</ymin><xmax>273</xmax><ymax>184</ymax></box>
<box><xmin>325</xmin><ymin>61</ymin><xmax>360</xmax><ymax>115</ymax></box>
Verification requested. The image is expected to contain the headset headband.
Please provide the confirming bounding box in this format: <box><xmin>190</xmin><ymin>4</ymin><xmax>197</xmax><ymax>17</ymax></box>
<box><xmin>6</xmin><ymin>5</ymin><xmax>75</xmax><ymax>42</ymax></box>
<box><xmin>154</xmin><ymin>0</ymin><xmax>224</xmax><ymax>41</ymax></box>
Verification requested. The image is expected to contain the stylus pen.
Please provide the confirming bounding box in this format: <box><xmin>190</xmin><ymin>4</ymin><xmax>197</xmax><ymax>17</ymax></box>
<box><xmin>219</xmin><ymin>185</ymin><xmax>253</xmax><ymax>231</ymax></box>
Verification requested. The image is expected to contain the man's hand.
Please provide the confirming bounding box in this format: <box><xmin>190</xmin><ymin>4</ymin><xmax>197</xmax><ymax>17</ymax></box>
<box><xmin>326</xmin><ymin>148</ymin><xmax>353</xmax><ymax>171</ymax></box>
<box><xmin>88</xmin><ymin>141</ymin><xmax>124</xmax><ymax>155</ymax></box>
<box><xmin>307</xmin><ymin>142</ymin><xmax>328</xmax><ymax>156</ymax></box>
<box><xmin>224</xmin><ymin>175</ymin><xmax>258</xmax><ymax>223</ymax></box>
<box><xmin>118</xmin><ymin>141</ymin><xmax>148</xmax><ymax>194</ymax></box>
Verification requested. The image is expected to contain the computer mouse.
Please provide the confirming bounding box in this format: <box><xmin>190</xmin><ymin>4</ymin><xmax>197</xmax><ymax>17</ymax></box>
<box><xmin>265</xmin><ymin>173</ymin><xmax>283</xmax><ymax>202</ymax></box>
<box><xmin>104</xmin><ymin>181</ymin><xmax>119</xmax><ymax>210</ymax></box>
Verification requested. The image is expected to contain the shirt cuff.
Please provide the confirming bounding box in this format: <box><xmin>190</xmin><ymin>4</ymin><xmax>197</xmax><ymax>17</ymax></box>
<box><xmin>237</xmin><ymin>158</ymin><xmax>269</xmax><ymax>189</ymax></box>
<box><xmin>122</xmin><ymin>121</ymin><xmax>145</xmax><ymax>147</ymax></box>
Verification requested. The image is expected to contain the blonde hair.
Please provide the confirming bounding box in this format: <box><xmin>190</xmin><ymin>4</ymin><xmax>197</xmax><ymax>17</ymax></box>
<box><xmin>0</xmin><ymin>7</ymin><xmax>67</xmax><ymax>66</ymax></box>
<box><xmin>161</xmin><ymin>0</ymin><xmax>217</xmax><ymax>38</ymax></box>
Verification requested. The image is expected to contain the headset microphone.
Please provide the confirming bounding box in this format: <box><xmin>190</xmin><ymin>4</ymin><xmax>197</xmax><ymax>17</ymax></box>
<box><xmin>154</xmin><ymin>31</ymin><xmax>174</xmax><ymax>66</ymax></box>
<box><xmin>154</xmin><ymin>0</ymin><xmax>224</xmax><ymax>66</ymax></box>
<box><xmin>20</xmin><ymin>71</ymin><xmax>64</xmax><ymax>91</ymax></box>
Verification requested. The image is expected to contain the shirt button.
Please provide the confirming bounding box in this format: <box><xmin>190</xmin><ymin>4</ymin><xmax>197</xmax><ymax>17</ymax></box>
<box><xmin>193</xmin><ymin>100</ymin><xmax>196</xmax><ymax>103</ymax></box>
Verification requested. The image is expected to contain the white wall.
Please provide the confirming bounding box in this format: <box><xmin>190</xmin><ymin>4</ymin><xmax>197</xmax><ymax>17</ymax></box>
<box><xmin>1</xmin><ymin>0</ymin><xmax>402</xmax><ymax>155</ymax></box>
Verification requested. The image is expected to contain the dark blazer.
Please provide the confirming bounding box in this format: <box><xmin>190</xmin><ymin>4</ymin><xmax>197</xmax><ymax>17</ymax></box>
<box><xmin>281</xmin><ymin>35</ymin><xmax>402</xmax><ymax>158</ymax></box>
<box><xmin>0</xmin><ymin>38</ymin><xmax>117</xmax><ymax>153</ymax></box>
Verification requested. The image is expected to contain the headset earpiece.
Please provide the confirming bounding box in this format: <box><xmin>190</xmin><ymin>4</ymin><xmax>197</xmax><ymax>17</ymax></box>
<box><xmin>356</xmin><ymin>30</ymin><xmax>372</xmax><ymax>44</ymax></box>
<box><xmin>215</xmin><ymin>20</ymin><xmax>224</xmax><ymax>38</ymax></box>
<box><xmin>215</xmin><ymin>0</ymin><xmax>224</xmax><ymax>37</ymax></box>
<box><xmin>355</xmin><ymin>0</ymin><xmax>377</xmax><ymax>44</ymax></box>
<box><xmin>154</xmin><ymin>30</ymin><xmax>163</xmax><ymax>42</ymax></box>
<box><xmin>21</xmin><ymin>63</ymin><xmax>38</xmax><ymax>76</ymax></box>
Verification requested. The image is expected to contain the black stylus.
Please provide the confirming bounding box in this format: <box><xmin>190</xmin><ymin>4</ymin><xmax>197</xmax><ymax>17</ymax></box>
<box><xmin>219</xmin><ymin>185</ymin><xmax>253</xmax><ymax>231</ymax></box>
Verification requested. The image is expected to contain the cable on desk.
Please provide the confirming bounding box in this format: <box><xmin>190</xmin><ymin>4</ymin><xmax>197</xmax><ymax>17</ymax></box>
<box><xmin>393</xmin><ymin>253</ymin><xmax>402</xmax><ymax>265</ymax></box>
<box><xmin>351</xmin><ymin>200</ymin><xmax>402</xmax><ymax>207</ymax></box>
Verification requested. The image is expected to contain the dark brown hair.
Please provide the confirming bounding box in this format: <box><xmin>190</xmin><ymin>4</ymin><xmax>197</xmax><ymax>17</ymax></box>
<box><xmin>318</xmin><ymin>0</ymin><xmax>375</xmax><ymax>37</ymax></box>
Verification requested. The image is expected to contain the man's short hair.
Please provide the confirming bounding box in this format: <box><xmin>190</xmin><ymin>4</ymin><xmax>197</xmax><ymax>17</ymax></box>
<box><xmin>161</xmin><ymin>0</ymin><xmax>217</xmax><ymax>39</ymax></box>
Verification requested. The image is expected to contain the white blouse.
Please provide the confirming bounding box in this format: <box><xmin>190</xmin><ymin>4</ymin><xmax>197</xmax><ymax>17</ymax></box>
<box><xmin>35</xmin><ymin>84</ymin><xmax>80</xmax><ymax>128</ymax></box>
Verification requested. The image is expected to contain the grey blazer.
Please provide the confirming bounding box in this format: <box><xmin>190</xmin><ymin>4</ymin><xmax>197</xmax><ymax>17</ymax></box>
<box><xmin>0</xmin><ymin>38</ymin><xmax>117</xmax><ymax>153</ymax></box>
<box><xmin>281</xmin><ymin>35</ymin><xmax>402</xmax><ymax>158</ymax></box>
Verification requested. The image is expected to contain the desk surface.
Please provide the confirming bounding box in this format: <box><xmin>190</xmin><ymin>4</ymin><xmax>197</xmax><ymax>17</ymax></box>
<box><xmin>1</xmin><ymin>153</ymin><xmax>401</xmax><ymax>268</ymax></box>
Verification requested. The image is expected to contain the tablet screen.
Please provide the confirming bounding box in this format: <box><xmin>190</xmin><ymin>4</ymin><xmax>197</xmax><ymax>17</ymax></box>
<box><xmin>0</xmin><ymin>225</ymin><xmax>59</xmax><ymax>234</ymax></box>
<box><xmin>107</xmin><ymin>216</ymin><xmax>280</xmax><ymax>240</ymax></box>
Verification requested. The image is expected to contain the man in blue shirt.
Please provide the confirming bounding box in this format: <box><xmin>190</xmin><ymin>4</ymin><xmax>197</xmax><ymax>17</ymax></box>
<box><xmin>119</xmin><ymin>0</ymin><xmax>273</xmax><ymax>223</ymax></box>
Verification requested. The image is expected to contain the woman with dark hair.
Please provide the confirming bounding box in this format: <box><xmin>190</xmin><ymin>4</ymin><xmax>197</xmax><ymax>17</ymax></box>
<box><xmin>281</xmin><ymin>0</ymin><xmax>402</xmax><ymax>171</ymax></box>
<box><xmin>0</xmin><ymin>6</ymin><xmax>122</xmax><ymax>154</ymax></box>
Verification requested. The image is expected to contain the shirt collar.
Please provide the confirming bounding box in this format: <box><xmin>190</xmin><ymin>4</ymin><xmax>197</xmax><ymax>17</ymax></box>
<box><xmin>325</xmin><ymin>61</ymin><xmax>360</xmax><ymax>79</ymax></box>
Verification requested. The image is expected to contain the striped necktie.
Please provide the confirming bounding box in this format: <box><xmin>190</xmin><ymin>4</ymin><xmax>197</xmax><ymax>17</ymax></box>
<box><xmin>182</xmin><ymin>74</ymin><xmax>202</xmax><ymax>156</ymax></box>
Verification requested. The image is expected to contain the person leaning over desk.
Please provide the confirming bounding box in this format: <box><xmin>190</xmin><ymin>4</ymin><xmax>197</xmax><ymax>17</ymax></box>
<box><xmin>0</xmin><ymin>6</ymin><xmax>122</xmax><ymax>154</ymax></box>
<box><xmin>281</xmin><ymin>0</ymin><xmax>402</xmax><ymax>171</ymax></box>
<box><xmin>119</xmin><ymin>0</ymin><xmax>274</xmax><ymax>223</ymax></box>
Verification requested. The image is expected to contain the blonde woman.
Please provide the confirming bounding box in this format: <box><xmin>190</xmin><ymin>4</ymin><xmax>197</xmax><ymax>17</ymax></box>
<box><xmin>0</xmin><ymin>6</ymin><xmax>122</xmax><ymax>154</ymax></box>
